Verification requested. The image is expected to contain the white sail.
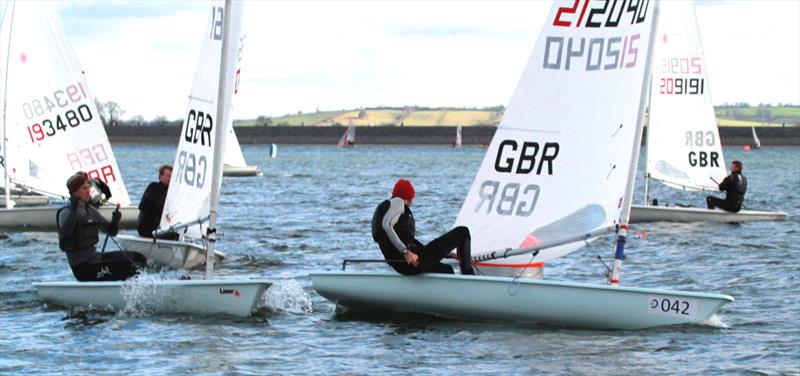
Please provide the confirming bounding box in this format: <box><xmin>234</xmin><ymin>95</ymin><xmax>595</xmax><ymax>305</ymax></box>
<box><xmin>0</xmin><ymin>1</ymin><xmax>131</xmax><ymax>204</ymax></box>
<box><xmin>223</xmin><ymin>126</ymin><xmax>248</xmax><ymax>167</ymax></box>
<box><xmin>161</xmin><ymin>0</ymin><xmax>243</xmax><ymax>240</ymax></box>
<box><xmin>645</xmin><ymin>0</ymin><xmax>726</xmax><ymax>191</ymax></box>
<box><xmin>751</xmin><ymin>126</ymin><xmax>761</xmax><ymax>149</ymax></box>
<box><xmin>337</xmin><ymin>125</ymin><xmax>355</xmax><ymax>147</ymax></box>
<box><xmin>455</xmin><ymin>0</ymin><xmax>656</xmax><ymax>267</ymax></box>
<box><xmin>454</xmin><ymin>125</ymin><xmax>462</xmax><ymax>147</ymax></box>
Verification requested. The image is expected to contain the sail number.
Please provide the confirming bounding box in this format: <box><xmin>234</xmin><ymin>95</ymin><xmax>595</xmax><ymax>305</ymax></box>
<box><xmin>553</xmin><ymin>0</ymin><xmax>650</xmax><ymax>27</ymax></box>
<box><xmin>21</xmin><ymin>82</ymin><xmax>89</xmax><ymax>120</ymax></box>
<box><xmin>660</xmin><ymin>78</ymin><xmax>704</xmax><ymax>95</ymax></box>
<box><xmin>647</xmin><ymin>295</ymin><xmax>698</xmax><ymax>320</ymax></box>
<box><xmin>27</xmin><ymin>105</ymin><xmax>94</xmax><ymax>144</ymax></box>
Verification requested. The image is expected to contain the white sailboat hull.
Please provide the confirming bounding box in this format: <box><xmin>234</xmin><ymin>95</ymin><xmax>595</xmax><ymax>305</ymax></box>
<box><xmin>223</xmin><ymin>165</ymin><xmax>262</xmax><ymax>177</ymax></box>
<box><xmin>116</xmin><ymin>234</ymin><xmax>224</xmax><ymax>270</ymax></box>
<box><xmin>311</xmin><ymin>272</ymin><xmax>733</xmax><ymax>330</ymax></box>
<box><xmin>0</xmin><ymin>205</ymin><xmax>139</xmax><ymax>231</ymax></box>
<box><xmin>34</xmin><ymin>279</ymin><xmax>270</xmax><ymax>317</ymax></box>
<box><xmin>0</xmin><ymin>195</ymin><xmax>50</xmax><ymax>207</ymax></box>
<box><xmin>630</xmin><ymin>204</ymin><xmax>787</xmax><ymax>223</ymax></box>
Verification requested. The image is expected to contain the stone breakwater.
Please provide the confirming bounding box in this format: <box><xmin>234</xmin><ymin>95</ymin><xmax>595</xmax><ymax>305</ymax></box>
<box><xmin>106</xmin><ymin>125</ymin><xmax>799</xmax><ymax>146</ymax></box>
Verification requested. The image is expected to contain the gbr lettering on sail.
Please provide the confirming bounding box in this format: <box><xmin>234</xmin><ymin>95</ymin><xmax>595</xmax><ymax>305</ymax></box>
<box><xmin>477</xmin><ymin>0</ymin><xmax>650</xmax><ymax>217</ymax></box>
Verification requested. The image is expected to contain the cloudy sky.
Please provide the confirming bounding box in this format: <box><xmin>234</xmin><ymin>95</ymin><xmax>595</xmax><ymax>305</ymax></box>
<box><xmin>6</xmin><ymin>0</ymin><xmax>800</xmax><ymax>121</ymax></box>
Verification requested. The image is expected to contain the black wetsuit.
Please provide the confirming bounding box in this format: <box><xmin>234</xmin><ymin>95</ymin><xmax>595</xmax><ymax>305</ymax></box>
<box><xmin>58</xmin><ymin>201</ymin><xmax>146</xmax><ymax>281</ymax></box>
<box><xmin>706</xmin><ymin>172</ymin><xmax>747</xmax><ymax>212</ymax></box>
<box><xmin>371</xmin><ymin>197</ymin><xmax>474</xmax><ymax>275</ymax></box>
<box><xmin>137</xmin><ymin>181</ymin><xmax>178</xmax><ymax>240</ymax></box>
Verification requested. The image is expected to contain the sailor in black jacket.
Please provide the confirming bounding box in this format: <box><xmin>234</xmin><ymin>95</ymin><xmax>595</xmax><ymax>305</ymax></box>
<box><xmin>706</xmin><ymin>160</ymin><xmax>747</xmax><ymax>212</ymax></box>
<box><xmin>58</xmin><ymin>172</ymin><xmax>146</xmax><ymax>281</ymax></box>
<box><xmin>371</xmin><ymin>179</ymin><xmax>474</xmax><ymax>275</ymax></box>
<box><xmin>137</xmin><ymin>164</ymin><xmax>178</xmax><ymax>239</ymax></box>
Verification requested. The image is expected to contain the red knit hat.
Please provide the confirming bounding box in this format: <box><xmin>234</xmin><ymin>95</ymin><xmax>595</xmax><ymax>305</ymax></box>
<box><xmin>392</xmin><ymin>179</ymin><xmax>415</xmax><ymax>201</ymax></box>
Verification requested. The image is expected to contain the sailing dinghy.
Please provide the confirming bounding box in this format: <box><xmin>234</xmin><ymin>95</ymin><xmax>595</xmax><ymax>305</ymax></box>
<box><xmin>337</xmin><ymin>125</ymin><xmax>355</xmax><ymax>147</ymax></box>
<box><xmin>312</xmin><ymin>0</ymin><xmax>733</xmax><ymax>330</ymax></box>
<box><xmin>629</xmin><ymin>1</ymin><xmax>785</xmax><ymax>223</ymax></box>
<box><xmin>0</xmin><ymin>1</ymin><xmax>138</xmax><ymax>231</ymax></box>
<box><xmin>222</xmin><ymin>125</ymin><xmax>262</xmax><ymax>176</ymax></box>
<box><xmin>750</xmin><ymin>126</ymin><xmax>761</xmax><ymax>150</ymax></box>
<box><xmin>453</xmin><ymin>124</ymin><xmax>462</xmax><ymax>147</ymax></box>
<box><xmin>35</xmin><ymin>0</ymin><xmax>270</xmax><ymax>317</ymax></box>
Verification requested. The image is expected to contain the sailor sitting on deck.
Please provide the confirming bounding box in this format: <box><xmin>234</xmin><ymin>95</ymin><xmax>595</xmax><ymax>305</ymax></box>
<box><xmin>137</xmin><ymin>164</ymin><xmax>179</xmax><ymax>240</ymax></box>
<box><xmin>706</xmin><ymin>160</ymin><xmax>747</xmax><ymax>213</ymax></box>
<box><xmin>371</xmin><ymin>179</ymin><xmax>474</xmax><ymax>275</ymax></box>
<box><xmin>57</xmin><ymin>172</ymin><xmax>146</xmax><ymax>282</ymax></box>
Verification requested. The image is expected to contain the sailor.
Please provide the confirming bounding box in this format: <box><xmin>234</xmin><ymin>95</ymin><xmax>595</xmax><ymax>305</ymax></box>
<box><xmin>137</xmin><ymin>164</ymin><xmax>179</xmax><ymax>240</ymax></box>
<box><xmin>58</xmin><ymin>172</ymin><xmax>147</xmax><ymax>281</ymax></box>
<box><xmin>706</xmin><ymin>160</ymin><xmax>747</xmax><ymax>213</ymax></box>
<box><xmin>371</xmin><ymin>178</ymin><xmax>475</xmax><ymax>275</ymax></box>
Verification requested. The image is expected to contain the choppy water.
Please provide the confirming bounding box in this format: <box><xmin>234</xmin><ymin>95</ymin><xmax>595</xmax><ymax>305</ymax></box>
<box><xmin>1</xmin><ymin>144</ymin><xmax>798</xmax><ymax>375</ymax></box>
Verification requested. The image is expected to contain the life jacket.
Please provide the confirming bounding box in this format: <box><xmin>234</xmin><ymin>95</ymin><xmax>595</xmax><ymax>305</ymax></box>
<box><xmin>57</xmin><ymin>205</ymin><xmax>99</xmax><ymax>252</ymax></box>
<box><xmin>371</xmin><ymin>199</ymin><xmax>416</xmax><ymax>249</ymax></box>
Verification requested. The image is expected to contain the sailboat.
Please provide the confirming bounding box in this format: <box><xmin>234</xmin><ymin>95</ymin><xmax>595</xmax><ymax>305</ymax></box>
<box><xmin>750</xmin><ymin>126</ymin><xmax>761</xmax><ymax>149</ymax></box>
<box><xmin>312</xmin><ymin>0</ymin><xmax>733</xmax><ymax>330</ymax></box>
<box><xmin>337</xmin><ymin>124</ymin><xmax>355</xmax><ymax>147</ymax></box>
<box><xmin>0</xmin><ymin>1</ymin><xmax>138</xmax><ymax>230</ymax></box>
<box><xmin>34</xmin><ymin>0</ymin><xmax>270</xmax><ymax>317</ymax></box>
<box><xmin>222</xmin><ymin>126</ymin><xmax>262</xmax><ymax>176</ymax></box>
<box><xmin>453</xmin><ymin>124</ymin><xmax>462</xmax><ymax>147</ymax></box>
<box><xmin>629</xmin><ymin>0</ymin><xmax>785</xmax><ymax>223</ymax></box>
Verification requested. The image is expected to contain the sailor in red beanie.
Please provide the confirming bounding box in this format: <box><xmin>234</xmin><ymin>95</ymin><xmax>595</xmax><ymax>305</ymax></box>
<box><xmin>371</xmin><ymin>178</ymin><xmax>474</xmax><ymax>275</ymax></box>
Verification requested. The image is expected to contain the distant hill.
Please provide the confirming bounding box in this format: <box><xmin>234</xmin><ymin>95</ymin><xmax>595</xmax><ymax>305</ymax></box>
<box><xmin>233</xmin><ymin>104</ymin><xmax>798</xmax><ymax>127</ymax></box>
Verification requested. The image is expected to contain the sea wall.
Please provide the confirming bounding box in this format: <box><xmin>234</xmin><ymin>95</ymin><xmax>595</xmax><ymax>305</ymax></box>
<box><xmin>106</xmin><ymin>125</ymin><xmax>800</xmax><ymax>146</ymax></box>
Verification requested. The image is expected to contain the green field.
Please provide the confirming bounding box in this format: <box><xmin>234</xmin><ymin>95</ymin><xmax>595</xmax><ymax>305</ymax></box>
<box><xmin>239</xmin><ymin>105</ymin><xmax>799</xmax><ymax>127</ymax></box>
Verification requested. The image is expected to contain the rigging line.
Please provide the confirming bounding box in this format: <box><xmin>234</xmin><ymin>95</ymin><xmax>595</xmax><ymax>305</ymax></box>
<box><xmin>1</xmin><ymin>0</ymin><xmax>16</xmax><ymax>201</ymax></box>
<box><xmin>496</xmin><ymin>125</ymin><xmax>561</xmax><ymax>135</ymax></box>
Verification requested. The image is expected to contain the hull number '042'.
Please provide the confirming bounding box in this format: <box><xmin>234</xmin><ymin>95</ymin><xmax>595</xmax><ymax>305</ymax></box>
<box><xmin>647</xmin><ymin>295</ymin><xmax>698</xmax><ymax>320</ymax></box>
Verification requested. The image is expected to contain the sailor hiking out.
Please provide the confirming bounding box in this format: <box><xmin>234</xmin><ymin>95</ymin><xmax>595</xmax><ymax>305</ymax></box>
<box><xmin>372</xmin><ymin>179</ymin><xmax>474</xmax><ymax>275</ymax></box>
<box><xmin>706</xmin><ymin>160</ymin><xmax>747</xmax><ymax>213</ymax></box>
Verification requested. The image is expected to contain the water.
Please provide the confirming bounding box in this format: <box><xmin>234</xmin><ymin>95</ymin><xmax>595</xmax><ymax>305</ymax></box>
<box><xmin>1</xmin><ymin>145</ymin><xmax>798</xmax><ymax>375</ymax></box>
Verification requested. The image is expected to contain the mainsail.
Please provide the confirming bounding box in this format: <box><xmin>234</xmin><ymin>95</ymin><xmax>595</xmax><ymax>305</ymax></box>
<box><xmin>0</xmin><ymin>1</ymin><xmax>131</xmax><ymax>204</ymax></box>
<box><xmin>751</xmin><ymin>126</ymin><xmax>761</xmax><ymax>149</ymax></box>
<box><xmin>223</xmin><ymin>125</ymin><xmax>248</xmax><ymax>167</ymax></box>
<box><xmin>454</xmin><ymin>125</ymin><xmax>462</xmax><ymax>147</ymax></box>
<box><xmin>160</xmin><ymin>0</ymin><xmax>244</xmax><ymax>240</ymax></box>
<box><xmin>337</xmin><ymin>125</ymin><xmax>355</xmax><ymax>147</ymax></box>
<box><xmin>455</xmin><ymin>0</ymin><xmax>656</xmax><ymax>269</ymax></box>
<box><xmin>645</xmin><ymin>0</ymin><xmax>725</xmax><ymax>191</ymax></box>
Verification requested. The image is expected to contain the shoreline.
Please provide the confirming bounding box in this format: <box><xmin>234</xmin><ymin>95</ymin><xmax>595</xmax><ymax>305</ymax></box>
<box><xmin>106</xmin><ymin>125</ymin><xmax>800</xmax><ymax>146</ymax></box>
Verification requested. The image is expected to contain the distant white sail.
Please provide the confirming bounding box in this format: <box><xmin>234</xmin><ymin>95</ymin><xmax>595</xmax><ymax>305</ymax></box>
<box><xmin>0</xmin><ymin>1</ymin><xmax>131</xmax><ymax>204</ymax></box>
<box><xmin>645</xmin><ymin>0</ymin><xmax>726</xmax><ymax>191</ymax></box>
<box><xmin>223</xmin><ymin>125</ymin><xmax>247</xmax><ymax>167</ymax></box>
<box><xmin>454</xmin><ymin>0</ymin><xmax>655</xmax><ymax>268</ymax></box>
<box><xmin>337</xmin><ymin>125</ymin><xmax>355</xmax><ymax>147</ymax></box>
<box><xmin>454</xmin><ymin>125</ymin><xmax>462</xmax><ymax>147</ymax></box>
<box><xmin>751</xmin><ymin>126</ymin><xmax>761</xmax><ymax>149</ymax></box>
<box><xmin>161</xmin><ymin>0</ymin><xmax>243</xmax><ymax>239</ymax></box>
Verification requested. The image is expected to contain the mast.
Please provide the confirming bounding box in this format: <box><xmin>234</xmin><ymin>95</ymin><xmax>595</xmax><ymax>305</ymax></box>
<box><xmin>642</xmin><ymin>75</ymin><xmax>653</xmax><ymax>206</ymax></box>
<box><xmin>610</xmin><ymin>0</ymin><xmax>660</xmax><ymax>286</ymax></box>
<box><xmin>1</xmin><ymin>1</ymin><xmax>16</xmax><ymax>209</ymax></box>
<box><xmin>205</xmin><ymin>0</ymin><xmax>236</xmax><ymax>279</ymax></box>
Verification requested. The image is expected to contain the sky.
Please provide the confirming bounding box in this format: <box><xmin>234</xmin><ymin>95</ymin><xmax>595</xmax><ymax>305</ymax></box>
<box><xmin>6</xmin><ymin>0</ymin><xmax>800</xmax><ymax>121</ymax></box>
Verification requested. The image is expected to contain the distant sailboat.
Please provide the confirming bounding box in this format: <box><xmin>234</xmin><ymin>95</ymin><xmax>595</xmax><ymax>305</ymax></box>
<box><xmin>453</xmin><ymin>124</ymin><xmax>462</xmax><ymax>147</ymax></box>
<box><xmin>312</xmin><ymin>0</ymin><xmax>734</xmax><ymax>330</ymax></box>
<box><xmin>268</xmin><ymin>143</ymin><xmax>277</xmax><ymax>159</ymax></box>
<box><xmin>750</xmin><ymin>126</ymin><xmax>761</xmax><ymax>149</ymax></box>
<box><xmin>35</xmin><ymin>0</ymin><xmax>271</xmax><ymax>317</ymax></box>
<box><xmin>0</xmin><ymin>0</ymin><xmax>138</xmax><ymax>230</ymax></box>
<box><xmin>337</xmin><ymin>124</ymin><xmax>355</xmax><ymax>147</ymax></box>
<box><xmin>222</xmin><ymin>126</ymin><xmax>262</xmax><ymax>176</ymax></box>
<box><xmin>629</xmin><ymin>0</ymin><xmax>785</xmax><ymax>223</ymax></box>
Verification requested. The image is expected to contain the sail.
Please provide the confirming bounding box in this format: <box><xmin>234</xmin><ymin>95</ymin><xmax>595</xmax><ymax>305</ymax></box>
<box><xmin>455</xmin><ymin>0</ymin><xmax>656</xmax><ymax>265</ymax></box>
<box><xmin>337</xmin><ymin>125</ymin><xmax>355</xmax><ymax>147</ymax></box>
<box><xmin>454</xmin><ymin>125</ymin><xmax>462</xmax><ymax>147</ymax></box>
<box><xmin>161</xmin><ymin>0</ymin><xmax>243</xmax><ymax>239</ymax></box>
<box><xmin>223</xmin><ymin>125</ymin><xmax>248</xmax><ymax>167</ymax></box>
<box><xmin>0</xmin><ymin>1</ymin><xmax>131</xmax><ymax>204</ymax></box>
<box><xmin>751</xmin><ymin>126</ymin><xmax>761</xmax><ymax>148</ymax></box>
<box><xmin>645</xmin><ymin>0</ymin><xmax>725</xmax><ymax>191</ymax></box>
